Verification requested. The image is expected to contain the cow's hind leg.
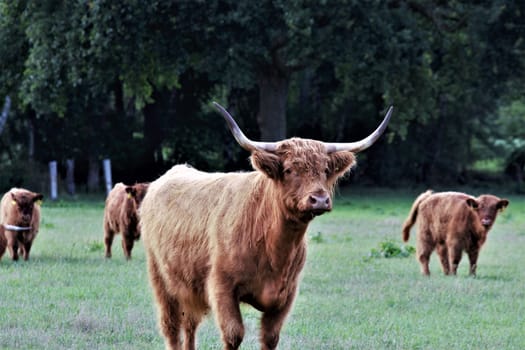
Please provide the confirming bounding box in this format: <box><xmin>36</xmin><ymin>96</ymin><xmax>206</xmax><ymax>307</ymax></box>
<box><xmin>416</xmin><ymin>228</ymin><xmax>433</xmax><ymax>276</ymax></box>
<box><xmin>147</xmin><ymin>254</ymin><xmax>183</xmax><ymax>350</ymax></box>
<box><xmin>447</xmin><ymin>241</ymin><xmax>462</xmax><ymax>275</ymax></box>
<box><xmin>103</xmin><ymin>226</ymin><xmax>115</xmax><ymax>258</ymax></box>
<box><xmin>436</xmin><ymin>243</ymin><xmax>450</xmax><ymax>275</ymax></box>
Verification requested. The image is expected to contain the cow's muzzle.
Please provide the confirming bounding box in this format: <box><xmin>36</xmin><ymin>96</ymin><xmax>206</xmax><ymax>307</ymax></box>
<box><xmin>308</xmin><ymin>194</ymin><xmax>332</xmax><ymax>215</ymax></box>
<box><xmin>481</xmin><ymin>218</ymin><xmax>492</xmax><ymax>227</ymax></box>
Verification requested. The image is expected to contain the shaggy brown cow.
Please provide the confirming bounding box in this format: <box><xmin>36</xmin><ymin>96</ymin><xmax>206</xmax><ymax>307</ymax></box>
<box><xmin>103</xmin><ymin>182</ymin><xmax>149</xmax><ymax>260</ymax></box>
<box><xmin>0</xmin><ymin>188</ymin><xmax>43</xmax><ymax>261</ymax></box>
<box><xmin>402</xmin><ymin>190</ymin><xmax>509</xmax><ymax>276</ymax></box>
<box><xmin>140</xmin><ymin>102</ymin><xmax>393</xmax><ymax>350</ymax></box>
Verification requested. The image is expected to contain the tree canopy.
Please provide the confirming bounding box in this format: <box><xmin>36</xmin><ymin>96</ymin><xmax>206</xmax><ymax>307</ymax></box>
<box><xmin>1</xmin><ymin>0</ymin><xmax>524</xmax><ymax>192</ymax></box>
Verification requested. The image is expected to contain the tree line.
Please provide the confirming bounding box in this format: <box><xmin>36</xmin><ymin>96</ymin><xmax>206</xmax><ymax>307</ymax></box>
<box><xmin>1</xmin><ymin>1</ymin><xmax>524</xmax><ymax>193</ymax></box>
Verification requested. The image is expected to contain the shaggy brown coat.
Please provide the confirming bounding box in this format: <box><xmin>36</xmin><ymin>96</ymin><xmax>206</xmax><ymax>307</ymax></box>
<box><xmin>103</xmin><ymin>182</ymin><xmax>149</xmax><ymax>260</ymax></box>
<box><xmin>140</xmin><ymin>138</ymin><xmax>357</xmax><ymax>350</ymax></box>
<box><xmin>402</xmin><ymin>190</ymin><xmax>509</xmax><ymax>276</ymax></box>
<box><xmin>0</xmin><ymin>188</ymin><xmax>43</xmax><ymax>261</ymax></box>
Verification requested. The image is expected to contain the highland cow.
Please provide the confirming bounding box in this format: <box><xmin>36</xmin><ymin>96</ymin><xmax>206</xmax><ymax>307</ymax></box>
<box><xmin>140</xmin><ymin>102</ymin><xmax>393</xmax><ymax>350</ymax></box>
<box><xmin>103</xmin><ymin>182</ymin><xmax>149</xmax><ymax>260</ymax></box>
<box><xmin>402</xmin><ymin>190</ymin><xmax>509</xmax><ymax>276</ymax></box>
<box><xmin>0</xmin><ymin>188</ymin><xmax>43</xmax><ymax>261</ymax></box>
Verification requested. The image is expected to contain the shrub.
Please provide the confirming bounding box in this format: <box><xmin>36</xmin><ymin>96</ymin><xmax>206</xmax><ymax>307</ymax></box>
<box><xmin>366</xmin><ymin>239</ymin><xmax>415</xmax><ymax>260</ymax></box>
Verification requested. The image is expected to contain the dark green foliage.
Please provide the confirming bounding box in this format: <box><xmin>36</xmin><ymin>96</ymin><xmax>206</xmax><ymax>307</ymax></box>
<box><xmin>0</xmin><ymin>1</ymin><xmax>524</xmax><ymax>190</ymax></box>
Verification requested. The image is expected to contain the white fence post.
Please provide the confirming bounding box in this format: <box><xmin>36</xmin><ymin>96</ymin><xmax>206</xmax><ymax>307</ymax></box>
<box><xmin>103</xmin><ymin>159</ymin><xmax>112</xmax><ymax>196</ymax></box>
<box><xmin>49</xmin><ymin>160</ymin><xmax>58</xmax><ymax>200</ymax></box>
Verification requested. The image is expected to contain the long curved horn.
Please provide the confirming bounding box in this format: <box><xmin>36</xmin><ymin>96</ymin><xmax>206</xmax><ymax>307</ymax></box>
<box><xmin>324</xmin><ymin>106</ymin><xmax>393</xmax><ymax>153</ymax></box>
<box><xmin>213</xmin><ymin>102</ymin><xmax>277</xmax><ymax>152</ymax></box>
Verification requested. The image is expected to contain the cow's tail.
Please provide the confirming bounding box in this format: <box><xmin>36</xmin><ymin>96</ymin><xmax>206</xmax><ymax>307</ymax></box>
<box><xmin>402</xmin><ymin>190</ymin><xmax>433</xmax><ymax>242</ymax></box>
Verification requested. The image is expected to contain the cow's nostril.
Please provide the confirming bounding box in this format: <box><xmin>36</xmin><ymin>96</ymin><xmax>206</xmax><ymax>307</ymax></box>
<box><xmin>309</xmin><ymin>194</ymin><xmax>331</xmax><ymax>210</ymax></box>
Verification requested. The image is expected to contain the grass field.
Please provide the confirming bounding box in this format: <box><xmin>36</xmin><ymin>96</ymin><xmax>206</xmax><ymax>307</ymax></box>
<box><xmin>0</xmin><ymin>187</ymin><xmax>524</xmax><ymax>349</ymax></box>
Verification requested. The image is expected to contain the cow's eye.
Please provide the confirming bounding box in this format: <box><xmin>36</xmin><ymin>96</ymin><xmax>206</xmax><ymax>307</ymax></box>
<box><xmin>284</xmin><ymin>168</ymin><xmax>293</xmax><ymax>176</ymax></box>
<box><xmin>325</xmin><ymin>167</ymin><xmax>331</xmax><ymax>176</ymax></box>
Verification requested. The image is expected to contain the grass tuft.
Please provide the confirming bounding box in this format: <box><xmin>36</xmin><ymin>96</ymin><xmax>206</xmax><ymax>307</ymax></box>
<box><xmin>365</xmin><ymin>239</ymin><xmax>415</xmax><ymax>260</ymax></box>
<box><xmin>309</xmin><ymin>231</ymin><xmax>324</xmax><ymax>243</ymax></box>
<box><xmin>86</xmin><ymin>240</ymin><xmax>104</xmax><ymax>252</ymax></box>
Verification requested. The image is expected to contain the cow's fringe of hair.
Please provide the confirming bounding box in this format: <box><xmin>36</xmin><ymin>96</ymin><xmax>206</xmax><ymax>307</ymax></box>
<box><xmin>402</xmin><ymin>190</ymin><xmax>433</xmax><ymax>242</ymax></box>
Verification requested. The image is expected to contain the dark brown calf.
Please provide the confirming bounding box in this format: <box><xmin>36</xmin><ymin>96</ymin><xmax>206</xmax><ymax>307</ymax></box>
<box><xmin>0</xmin><ymin>188</ymin><xmax>43</xmax><ymax>261</ymax></box>
<box><xmin>103</xmin><ymin>182</ymin><xmax>149</xmax><ymax>259</ymax></box>
<box><xmin>402</xmin><ymin>190</ymin><xmax>509</xmax><ymax>276</ymax></box>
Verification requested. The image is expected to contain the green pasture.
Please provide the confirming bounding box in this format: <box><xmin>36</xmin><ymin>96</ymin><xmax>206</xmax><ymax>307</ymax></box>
<box><xmin>0</xmin><ymin>187</ymin><xmax>524</xmax><ymax>349</ymax></box>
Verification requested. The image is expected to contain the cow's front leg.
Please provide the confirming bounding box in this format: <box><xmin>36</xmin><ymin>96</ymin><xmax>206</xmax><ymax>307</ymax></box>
<box><xmin>0</xmin><ymin>228</ymin><xmax>6</xmax><ymax>259</ymax></box>
<box><xmin>21</xmin><ymin>241</ymin><xmax>32</xmax><ymax>260</ymax></box>
<box><xmin>208</xmin><ymin>274</ymin><xmax>244</xmax><ymax>350</ymax></box>
<box><xmin>467</xmin><ymin>249</ymin><xmax>480</xmax><ymax>276</ymax></box>
<box><xmin>260</xmin><ymin>297</ymin><xmax>295</xmax><ymax>350</ymax></box>
<box><xmin>122</xmin><ymin>233</ymin><xmax>134</xmax><ymax>260</ymax></box>
<box><xmin>6</xmin><ymin>235</ymin><xmax>19</xmax><ymax>261</ymax></box>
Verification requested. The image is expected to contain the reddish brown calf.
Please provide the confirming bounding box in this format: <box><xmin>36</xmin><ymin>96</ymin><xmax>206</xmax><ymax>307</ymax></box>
<box><xmin>402</xmin><ymin>190</ymin><xmax>509</xmax><ymax>276</ymax></box>
<box><xmin>103</xmin><ymin>182</ymin><xmax>149</xmax><ymax>260</ymax></box>
<box><xmin>0</xmin><ymin>188</ymin><xmax>43</xmax><ymax>261</ymax></box>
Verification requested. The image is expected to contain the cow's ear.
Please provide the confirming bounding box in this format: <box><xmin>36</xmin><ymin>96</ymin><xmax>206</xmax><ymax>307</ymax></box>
<box><xmin>33</xmin><ymin>193</ymin><xmax>44</xmax><ymax>203</ymax></box>
<box><xmin>497</xmin><ymin>199</ymin><xmax>509</xmax><ymax>211</ymax></box>
<box><xmin>466</xmin><ymin>198</ymin><xmax>479</xmax><ymax>209</ymax></box>
<box><xmin>251</xmin><ymin>151</ymin><xmax>282</xmax><ymax>180</ymax></box>
<box><xmin>125</xmin><ymin>186</ymin><xmax>137</xmax><ymax>198</ymax></box>
<box><xmin>328</xmin><ymin>152</ymin><xmax>356</xmax><ymax>178</ymax></box>
<box><xmin>10</xmin><ymin>192</ymin><xmax>17</xmax><ymax>205</ymax></box>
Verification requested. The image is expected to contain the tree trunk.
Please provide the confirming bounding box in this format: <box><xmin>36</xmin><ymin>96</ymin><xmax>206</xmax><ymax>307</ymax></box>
<box><xmin>513</xmin><ymin>162</ymin><xmax>523</xmax><ymax>193</ymax></box>
<box><xmin>257</xmin><ymin>70</ymin><xmax>289</xmax><ymax>141</ymax></box>
<box><xmin>143</xmin><ymin>89</ymin><xmax>169</xmax><ymax>169</ymax></box>
<box><xmin>66</xmin><ymin>159</ymin><xmax>75</xmax><ymax>196</ymax></box>
<box><xmin>425</xmin><ymin>95</ymin><xmax>447</xmax><ymax>184</ymax></box>
<box><xmin>87</xmin><ymin>155</ymin><xmax>100</xmax><ymax>192</ymax></box>
<box><xmin>28</xmin><ymin>118</ymin><xmax>35</xmax><ymax>161</ymax></box>
<box><xmin>0</xmin><ymin>95</ymin><xmax>10</xmax><ymax>135</ymax></box>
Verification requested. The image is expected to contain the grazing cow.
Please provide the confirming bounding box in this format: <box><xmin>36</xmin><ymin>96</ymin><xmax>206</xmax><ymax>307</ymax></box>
<box><xmin>140</xmin><ymin>102</ymin><xmax>393</xmax><ymax>350</ymax></box>
<box><xmin>402</xmin><ymin>190</ymin><xmax>509</xmax><ymax>276</ymax></box>
<box><xmin>103</xmin><ymin>182</ymin><xmax>149</xmax><ymax>260</ymax></box>
<box><xmin>0</xmin><ymin>188</ymin><xmax>43</xmax><ymax>261</ymax></box>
